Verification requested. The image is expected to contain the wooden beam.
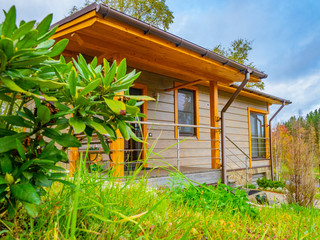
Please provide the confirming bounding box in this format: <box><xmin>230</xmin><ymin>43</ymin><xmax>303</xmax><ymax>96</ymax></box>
<box><xmin>210</xmin><ymin>81</ymin><xmax>220</xmax><ymax>169</ymax></box>
<box><xmin>164</xmin><ymin>79</ymin><xmax>205</xmax><ymax>92</ymax></box>
<box><xmin>110</xmin><ymin>54</ymin><xmax>125</xmax><ymax>177</ymax></box>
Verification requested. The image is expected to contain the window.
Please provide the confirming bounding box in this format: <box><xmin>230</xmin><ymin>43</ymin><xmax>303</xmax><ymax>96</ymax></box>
<box><xmin>178</xmin><ymin>89</ymin><xmax>195</xmax><ymax>135</ymax></box>
<box><xmin>249</xmin><ymin>109</ymin><xmax>267</xmax><ymax>159</ymax></box>
<box><xmin>174</xmin><ymin>82</ymin><xmax>199</xmax><ymax>138</ymax></box>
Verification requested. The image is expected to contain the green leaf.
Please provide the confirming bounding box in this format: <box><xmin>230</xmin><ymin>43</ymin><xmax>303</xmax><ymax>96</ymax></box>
<box><xmin>0</xmin><ymin>92</ymin><xmax>12</xmax><ymax>102</ymax></box>
<box><xmin>0</xmin><ymin>38</ymin><xmax>14</xmax><ymax>58</ymax></box>
<box><xmin>0</xmin><ymin>133</ymin><xmax>28</xmax><ymax>153</ymax></box>
<box><xmin>85</xmin><ymin>118</ymin><xmax>108</xmax><ymax>135</ymax></box>
<box><xmin>10</xmin><ymin>56</ymin><xmax>48</xmax><ymax>67</ymax></box>
<box><xmin>35</xmin><ymin>39</ymin><xmax>55</xmax><ymax>49</ymax></box>
<box><xmin>40</xmin><ymin>164</ymin><xmax>66</xmax><ymax>172</ymax></box>
<box><xmin>0</xmin><ymin>175</ymin><xmax>7</xmax><ymax>185</ymax></box>
<box><xmin>0</xmin><ymin>154</ymin><xmax>13</xmax><ymax>173</ymax></box>
<box><xmin>37</xmin><ymin>105</ymin><xmax>51</xmax><ymax>123</ymax></box>
<box><xmin>16</xmin><ymin>29</ymin><xmax>38</xmax><ymax>49</ymax></box>
<box><xmin>55</xmin><ymin>134</ymin><xmax>81</xmax><ymax>148</ymax></box>
<box><xmin>1</xmin><ymin>77</ymin><xmax>30</xmax><ymax>95</ymax></box>
<box><xmin>123</xmin><ymin>95</ymin><xmax>154</xmax><ymax>101</ymax></box>
<box><xmin>47</xmin><ymin>172</ymin><xmax>66</xmax><ymax>179</ymax></box>
<box><xmin>103</xmin><ymin>60</ymin><xmax>116</xmax><ymax>86</ymax></box>
<box><xmin>105</xmin><ymin>99</ymin><xmax>126</xmax><ymax>115</ymax></box>
<box><xmin>0</xmin><ymin>185</ymin><xmax>7</xmax><ymax>194</ymax></box>
<box><xmin>79</xmin><ymin>79</ymin><xmax>100</xmax><ymax>96</ymax></box>
<box><xmin>37</xmin><ymin>25</ymin><xmax>58</xmax><ymax>42</ymax></box>
<box><xmin>1</xmin><ymin>6</ymin><xmax>16</xmax><ymax>37</ymax></box>
<box><xmin>34</xmin><ymin>173</ymin><xmax>52</xmax><ymax>187</ymax></box>
<box><xmin>96</xmin><ymin>132</ymin><xmax>110</xmax><ymax>154</ymax></box>
<box><xmin>24</xmin><ymin>77</ymin><xmax>66</xmax><ymax>89</ymax></box>
<box><xmin>11</xmin><ymin>20</ymin><xmax>36</xmax><ymax>40</ymax></box>
<box><xmin>117</xmin><ymin>58</ymin><xmax>127</xmax><ymax>80</ymax></box>
<box><xmin>0</xmin><ymin>128</ymin><xmax>16</xmax><ymax>137</ymax></box>
<box><xmin>36</xmin><ymin>14</ymin><xmax>53</xmax><ymax>36</ymax></box>
<box><xmin>0</xmin><ymin>115</ymin><xmax>33</xmax><ymax>128</ymax></box>
<box><xmin>48</xmin><ymin>39</ymin><xmax>69</xmax><ymax>57</ymax></box>
<box><xmin>129</xmin><ymin>129</ymin><xmax>143</xmax><ymax>143</ymax></box>
<box><xmin>10</xmin><ymin>183</ymin><xmax>40</xmax><ymax>204</ymax></box>
<box><xmin>68</xmin><ymin>69</ymin><xmax>77</xmax><ymax>97</ymax></box>
<box><xmin>69</xmin><ymin>116</ymin><xmax>86</xmax><ymax>134</ymax></box>
<box><xmin>33</xmin><ymin>159</ymin><xmax>55</xmax><ymax>165</ymax></box>
<box><xmin>0</xmin><ymin>49</ymin><xmax>7</xmax><ymax>72</ymax></box>
<box><xmin>126</xmin><ymin>105</ymin><xmax>140</xmax><ymax>116</ymax></box>
<box><xmin>103</xmin><ymin>59</ymin><xmax>109</xmax><ymax>73</ymax></box>
<box><xmin>16</xmin><ymin>139</ymin><xmax>26</xmax><ymax>160</ymax></box>
<box><xmin>23</xmin><ymin>107</ymin><xmax>36</xmax><ymax>122</ymax></box>
<box><xmin>118</xmin><ymin>121</ymin><xmax>130</xmax><ymax>140</ymax></box>
<box><xmin>21</xmin><ymin>201</ymin><xmax>38</xmax><ymax>218</ymax></box>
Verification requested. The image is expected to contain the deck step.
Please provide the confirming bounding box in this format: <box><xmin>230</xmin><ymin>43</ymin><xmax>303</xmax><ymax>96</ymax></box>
<box><xmin>147</xmin><ymin>170</ymin><xmax>222</xmax><ymax>186</ymax></box>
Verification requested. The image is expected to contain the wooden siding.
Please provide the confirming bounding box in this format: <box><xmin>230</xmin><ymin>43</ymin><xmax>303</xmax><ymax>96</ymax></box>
<box><xmin>74</xmin><ymin>68</ymin><xmax>270</xmax><ymax>173</ymax></box>
<box><xmin>135</xmin><ymin>70</ymin><xmax>270</xmax><ymax>171</ymax></box>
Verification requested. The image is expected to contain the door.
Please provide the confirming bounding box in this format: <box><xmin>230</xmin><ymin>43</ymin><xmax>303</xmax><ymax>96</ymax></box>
<box><xmin>124</xmin><ymin>87</ymin><xmax>143</xmax><ymax>170</ymax></box>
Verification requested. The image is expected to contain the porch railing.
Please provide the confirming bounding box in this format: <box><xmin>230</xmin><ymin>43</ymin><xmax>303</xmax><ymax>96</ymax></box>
<box><xmin>72</xmin><ymin>121</ymin><xmax>221</xmax><ymax>177</ymax></box>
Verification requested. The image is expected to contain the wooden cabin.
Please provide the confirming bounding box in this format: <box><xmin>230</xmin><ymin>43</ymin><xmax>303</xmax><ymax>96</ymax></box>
<box><xmin>52</xmin><ymin>3</ymin><xmax>291</xmax><ymax>186</ymax></box>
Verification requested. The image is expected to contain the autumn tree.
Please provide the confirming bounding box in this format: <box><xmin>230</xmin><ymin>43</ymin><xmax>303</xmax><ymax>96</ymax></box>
<box><xmin>213</xmin><ymin>39</ymin><xmax>264</xmax><ymax>90</ymax></box>
<box><xmin>70</xmin><ymin>0</ymin><xmax>174</xmax><ymax>31</ymax></box>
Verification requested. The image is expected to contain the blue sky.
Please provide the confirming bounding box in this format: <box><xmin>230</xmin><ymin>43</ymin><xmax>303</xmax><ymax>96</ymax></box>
<box><xmin>1</xmin><ymin>0</ymin><xmax>319</xmax><ymax>122</ymax></box>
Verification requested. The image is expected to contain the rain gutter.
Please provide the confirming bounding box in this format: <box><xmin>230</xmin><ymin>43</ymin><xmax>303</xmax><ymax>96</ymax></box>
<box><xmin>52</xmin><ymin>3</ymin><xmax>268</xmax><ymax>80</ymax></box>
<box><xmin>221</xmin><ymin>69</ymin><xmax>252</xmax><ymax>184</ymax></box>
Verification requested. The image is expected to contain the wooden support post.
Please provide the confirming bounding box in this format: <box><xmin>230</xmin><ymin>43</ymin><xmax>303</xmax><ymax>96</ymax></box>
<box><xmin>110</xmin><ymin>54</ymin><xmax>125</xmax><ymax>177</ymax></box>
<box><xmin>69</xmin><ymin>147</ymin><xmax>79</xmax><ymax>176</ymax></box>
<box><xmin>210</xmin><ymin>81</ymin><xmax>220</xmax><ymax>169</ymax></box>
<box><xmin>110</xmin><ymin>130</ymin><xmax>124</xmax><ymax>177</ymax></box>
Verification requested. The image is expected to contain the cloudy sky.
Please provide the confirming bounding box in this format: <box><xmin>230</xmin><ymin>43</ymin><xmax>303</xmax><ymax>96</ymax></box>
<box><xmin>1</xmin><ymin>0</ymin><xmax>319</xmax><ymax>122</ymax></box>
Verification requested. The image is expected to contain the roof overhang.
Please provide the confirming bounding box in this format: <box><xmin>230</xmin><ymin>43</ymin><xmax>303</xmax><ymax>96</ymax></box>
<box><xmin>52</xmin><ymin>3</ymin><xmax>267</xmax><ymax>86</ymax></box>
<box><xmin>224</xmin><ymin>84</ymin><xmax>292</xmax><ymax>105</ymax></box>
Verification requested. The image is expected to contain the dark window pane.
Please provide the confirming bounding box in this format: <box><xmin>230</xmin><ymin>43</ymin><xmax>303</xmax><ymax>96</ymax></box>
<box><xmin>178</xmin><ymin>89</ymin><xmax>194</xmax><ymax>135</ymax></box>
<box><xmin>250</xmin><ymin>112</ymin><xmax>266</xmax><ymax>158</ymax></box>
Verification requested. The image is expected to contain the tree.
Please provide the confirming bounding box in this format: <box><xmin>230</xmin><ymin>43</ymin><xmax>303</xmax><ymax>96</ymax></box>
<box><xmin>213</xmin><ymin>39</ymin><xmax>264</xmax><ymax>90</ymax></box>
<box><xmin>70</xmin><ymin>0</ymin><xmax>174</xmax><ymax>31</ymax></box>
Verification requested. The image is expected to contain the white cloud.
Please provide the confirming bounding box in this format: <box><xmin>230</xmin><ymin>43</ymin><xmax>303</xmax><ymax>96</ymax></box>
<box><xmin>266</xmin><ymin>69</ymin><xmax>320</xmax><ymax>122</ymax></box>
<box><xmin>0</xmin><ymin>0</ymin><xmax>84</xmax><ymax>23</ymax></box>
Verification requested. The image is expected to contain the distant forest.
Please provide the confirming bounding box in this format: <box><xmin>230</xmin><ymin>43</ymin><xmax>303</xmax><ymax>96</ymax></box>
<box><xmin>272</xmin><ymin>108</ymin><xmax>320</xmax><ymax>184</ymax></box>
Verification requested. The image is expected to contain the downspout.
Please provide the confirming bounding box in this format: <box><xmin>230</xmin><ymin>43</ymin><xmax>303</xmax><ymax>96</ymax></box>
<box><xmin>221</xmin><ymin>69</ymin><xmax>252</xmax><ymax>184</ymax></box>
<box><xmin>268</xmin><ymin>101</ymin><xmax>286</xmax><ymax>180</ymax></box>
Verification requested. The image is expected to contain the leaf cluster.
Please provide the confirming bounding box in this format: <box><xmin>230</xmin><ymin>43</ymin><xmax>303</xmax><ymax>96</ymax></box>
<box><xmin>256</xmin><ymin>177</ymin><xmax>284</xmax><ymax>189</ymax></box>
<box><xmin>0</xmin><ymin>6</ymin><xmax>153</xmax><ymax>219</ymax></box>
<box><xmin>172</xmin><ymin>180</ymin><xmax>259</xmax><ymax>218</ymax></box>
<box><xmin>70</xmin><ymin>0</ymin><xmax>174</xmax><ymax>31</ymax></box>
<box><xmin>213</xmin><ymin>39</ymin><xmax>265</xmax><ymax>90</ymax></box>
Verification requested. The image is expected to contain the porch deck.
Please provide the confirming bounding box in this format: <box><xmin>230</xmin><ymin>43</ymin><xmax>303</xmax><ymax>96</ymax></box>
<box><xmin>125</xmin><ymin>166</ymin><xmax>222</xmax><ymax>186</ymax></box>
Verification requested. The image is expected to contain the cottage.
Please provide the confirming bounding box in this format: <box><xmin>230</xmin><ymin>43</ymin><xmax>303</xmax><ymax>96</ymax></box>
<box><xmin>52</xmin><ymin>3</ymin><xmax>291</xmax><ymax>186</ymax></box>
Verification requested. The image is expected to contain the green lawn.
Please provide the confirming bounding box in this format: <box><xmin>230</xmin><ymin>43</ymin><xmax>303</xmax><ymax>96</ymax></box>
<box><xmin>1</xmin><ymin>169</ymin><xmax>320</xmax><ymax>239</ymax></box>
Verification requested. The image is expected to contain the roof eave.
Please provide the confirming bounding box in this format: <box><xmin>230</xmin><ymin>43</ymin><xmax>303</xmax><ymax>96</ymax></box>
<box><xmin>51</xmin><ymin>2</ymin><xmax>268</xmax><ymax>80</ymax></box>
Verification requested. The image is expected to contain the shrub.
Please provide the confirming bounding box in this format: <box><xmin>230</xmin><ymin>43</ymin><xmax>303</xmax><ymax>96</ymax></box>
<box><xmin>172</xmin><ymin>180</ymin><xmax>259</xmax><ymax>218</ymax></box>
<box><xmin>284</xmin><ymin>123</ymin><xmax>316</xmax><ymax>207</ymax></box>
<box><xmin>247</xmin><ymin>184</ymin><xmax>256</xmax><ymax>189</ymax></box>
<box><xmin>257</xmin><ymin>177</ymin><xmax>284</xmax><ymax>189</ymax></box>
<box><xmin>0</xmin><ymin>6</ymin><xmax>152</xmax><ymax>218</ymax></box>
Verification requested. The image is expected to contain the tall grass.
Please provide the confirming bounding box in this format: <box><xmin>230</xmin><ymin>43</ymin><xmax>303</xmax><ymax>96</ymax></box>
<box><xmin>1</xmin><ymin>134</ymin><xmax>320</xmax><ymax>239</ymax></box>
<box><xmin>1</xmin><ymin>162</ymin><xmax>320</xmax><ymax>239</ymax></box>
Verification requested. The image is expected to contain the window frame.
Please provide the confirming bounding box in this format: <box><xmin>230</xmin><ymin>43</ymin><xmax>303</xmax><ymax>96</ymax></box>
<box><xmin>248</xmin><ymin>107</ymin><xmax>269</xmax><ymax>167</ymax></box>
<box><xmin>174</xmin><ymin>82</ymin><xmax>199</xmax><ymax>139</ymax></box>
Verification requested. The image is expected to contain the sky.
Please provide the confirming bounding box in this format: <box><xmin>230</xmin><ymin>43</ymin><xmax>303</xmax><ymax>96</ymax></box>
<box><xmin>1</xmin><ymin>0</ymin><xmax>319</xmax><ymax>122</ymax></box>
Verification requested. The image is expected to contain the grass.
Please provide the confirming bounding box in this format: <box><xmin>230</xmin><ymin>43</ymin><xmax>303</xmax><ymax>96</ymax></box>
<box><xmin>1</xmin><ymin>163</ymin><xmax>320</xmax><ymax>240</ymax></box>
